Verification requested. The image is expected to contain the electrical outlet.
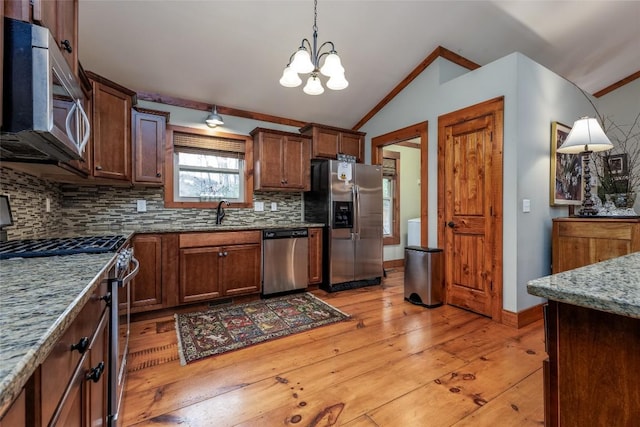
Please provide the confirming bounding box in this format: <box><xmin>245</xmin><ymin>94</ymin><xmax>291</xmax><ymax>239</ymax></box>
<box><xmin>271</xmin><ymin>202</ymin><xmax>277</xmax><ymax>211</ymax></box>
<box><xmin>45</xmin><ymin>197</ymin><xmax>51</xmax><ymax>213</ymax></box>
<box><xmin>254</xmin><ymin>201</ymin><xmax>264</xmax><ymax>212</ymax></box>
<box><xmin>136</xmin><ymin>200</ymin><xmax>147</xmax><ymax>213</ymax></box>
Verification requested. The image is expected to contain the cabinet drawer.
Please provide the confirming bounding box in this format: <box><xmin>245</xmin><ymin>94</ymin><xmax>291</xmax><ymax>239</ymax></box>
<box><xmin>179</xmin><ymin>231</ymin><xmax>261</xmax><ymax>248</ymax></box>
<box><xmin>40</xmin><ymin>280</ymin><xmax>109</xmax><ymax>426</ymax></box>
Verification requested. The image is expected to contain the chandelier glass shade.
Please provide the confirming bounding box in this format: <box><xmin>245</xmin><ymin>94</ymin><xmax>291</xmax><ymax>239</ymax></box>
<box><xmin>279</xmin><ymin>0</ymin><xmax>348</xmax><ymax>95</ymax></box>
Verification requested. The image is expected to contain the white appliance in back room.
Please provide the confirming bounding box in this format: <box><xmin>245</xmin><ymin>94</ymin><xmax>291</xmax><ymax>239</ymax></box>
<box><xmin>304</xmin><ymin>159</ymin><xmax>383</xmax><ymax>292</ymax></box>
<box><xmin>407</xmin><ymin>217</ymin><xmax>421</xmax><ymax>247</ymax></box>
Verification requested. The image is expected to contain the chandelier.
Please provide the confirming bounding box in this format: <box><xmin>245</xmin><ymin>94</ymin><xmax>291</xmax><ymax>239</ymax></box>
<box><xmin>279</xmin><ymin>0</ymin><xmax>348</xmax><ymax>95</ymax></box>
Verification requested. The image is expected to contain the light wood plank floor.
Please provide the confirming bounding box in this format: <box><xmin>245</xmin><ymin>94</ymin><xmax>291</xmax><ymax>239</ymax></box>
<box><xmin>122</xmin><ymin>268</ymin><xmax>545</xmax><ymax>426</ymax></box>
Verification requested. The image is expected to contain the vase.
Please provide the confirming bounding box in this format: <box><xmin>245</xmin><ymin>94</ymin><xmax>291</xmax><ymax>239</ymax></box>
<box><xmin>600</xmin><ymin>192</ymin><xmax>638</xmax><ymax>216</ymax></box>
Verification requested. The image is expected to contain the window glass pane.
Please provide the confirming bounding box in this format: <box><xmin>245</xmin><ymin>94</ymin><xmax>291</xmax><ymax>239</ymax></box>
<box><xmin>178</xmin><ymin>171</ymin><xmax>240</xmax><ymax>199</ymax></box>
<box><xmin>383</xmin><ymin>199</ymin><xmax>392</xmax><ymax>236</ymax></box>
<box><xmin>382</xmin><ymin>178</ymin><xmax>392</xmax><ymax>198</ymax></box>
<box><xmin>178</xmin><ymin>152</ymin><xmax>239</xmax><ymax>169</ymax></box>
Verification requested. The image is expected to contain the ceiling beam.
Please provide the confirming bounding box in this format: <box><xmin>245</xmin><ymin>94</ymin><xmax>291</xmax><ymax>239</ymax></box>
<box><xmin>593</xmin><ymin>70</ymin><xmax>640</xmax><ymax>98</ymax></box>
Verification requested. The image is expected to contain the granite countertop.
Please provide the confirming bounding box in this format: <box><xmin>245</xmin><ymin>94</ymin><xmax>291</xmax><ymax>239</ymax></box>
<box><xmin>527</xmin><ymin>252</ymin><xmax>640</xmax><ymax>319</ymax></box>
<box><xmin>0</xmin><ymin>221</ymin><xmax>324</xmax><ymax>414</ymax></box>
<box><xmin>0</xmin><ymin>252</ymin><xmax>117</xmax><ymax>415</ymax></box>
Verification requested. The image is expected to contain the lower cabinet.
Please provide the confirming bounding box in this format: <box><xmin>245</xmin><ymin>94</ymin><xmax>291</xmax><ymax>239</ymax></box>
<box><xmin>178</xmin><ymin>231</ymin><xmax>261</xmax><ymax>304</ymax></box>
<box><xmin>131</xmin><ymin>234</ymin><xmax>164</xmax><ymax>312</ymax></box>
<box><xmin>39</xmin><ymin>277</ymin><xmax>110</xmax><ymax>427</ymax></box>
<box><xmin>308</xmin><ymin>227</ymin><xmax>323</xmax><ymax>285</ymax></box>
<box><xmin>0</xmin><ymin>388</ymin><xmax>26</xmax><ymax>427</ymax></box>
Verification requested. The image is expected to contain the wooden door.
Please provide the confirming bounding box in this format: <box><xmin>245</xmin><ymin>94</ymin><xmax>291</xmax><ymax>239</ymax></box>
<box><xmin>132</xmin><ymin>110</ymin><xmax>166</xmax><ymax>185</ymax></box>
<box><xmin>257</xmin><ymin>132</ymin><xmax>285</xmax><ymax>188</ymax></box>
<box><xmin>222</xmin><ymin>244</ymin><xmax>261</xmax><ymax>296</ymax></box>
<box><xmin>131</xmin><ymin>234</ymin><xmax>163</xmax><ymax>311</ymax></box>
<box><xmin>92</xmin><ymin>81</ymin><xmax>131</xmax><ymax>181</ymax></box>
<box><xmin>438</xmin><ymin>97</ymin><xmax>503</xmax><ymax>319</ymax></box>
<box><xmin>282</xmin><ymin>135</ymin><xmax>310</xmax><ymax>190</ymax></box>
<box><xmin>179</xmin><ymin>247</ymin><xmax>222</xmax><ymax>303</ymax></box>
<box><xmin>339</xmin><ymin>132</ymin><xmax>363</xmax><ymax>163</ymax></box>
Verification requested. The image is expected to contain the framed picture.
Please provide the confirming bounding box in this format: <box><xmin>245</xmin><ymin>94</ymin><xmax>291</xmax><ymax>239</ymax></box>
<box><xmin>606</xmin><ymin>153</ymin><xmax>628</xmax><ymax>176</ymax></box>
<box><xmin>550</xmin><ymin>121</ymin><xmax>583</xmax><ymax>206</ymax></box>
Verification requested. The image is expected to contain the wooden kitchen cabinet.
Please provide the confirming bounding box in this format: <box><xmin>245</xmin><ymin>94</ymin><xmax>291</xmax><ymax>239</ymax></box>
<box><xmin>308</xmin><ymin>227</ymin><xmax>323</xmax><ymax>285</ymax></box>
<box><xmin>544</xmin><ymin>300</ymin><xmax>640</xmax><ymax>426</ymax></box>
<box><xmin>31</xmin><ymin>0</ymin><xmax>79</xmax><ymax>76</ymax></box>
<box><xmin>37</xmin><ymin>276</ymin><xmax>110</xmax><ymax>427</ymax></box>
<box><xmin>132</xmin><ymin>107</ymin><xmax>169</xmax><ymax>185</ymax></box>
<box><xmin>251</xmin><ymin>128</ymin><xmax>311</xmax><ymax>191</ymax></box>
<box><xmin>0</xmin><ymin>388</ymin><xmax>26</xmax><ymax>427</ymax></box>
<box><xmin>552</xmin><ymin>217</ymin><xmax>640</xmax><ymax>273</ymax></box>
<box><xmin>300</xmin><ymin>123</ymin><xmax>366</xmax><ymax>163</ymax></box>
<box><xmin>178</xmin><ymin>231</ymin><xmax>261</xmax><ymax>304</ymax></box>
<box><xmin>131</xmin><ymin>234</ymin><xmax>164</xmax><ymax>312</ymax></box>
<box><xmin>87</xmin><ymin>71</ymin><xmax>136</xmax><ymax>181</ymax></box>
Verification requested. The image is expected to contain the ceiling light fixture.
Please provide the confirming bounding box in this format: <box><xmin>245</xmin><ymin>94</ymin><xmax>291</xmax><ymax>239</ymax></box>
<box><xmin>279</xmin><ymin>0</ymin><xmax>348</xmax><ymax>95</ymax></box>
<box><xmin>557</xmin><ymin>116</ymin><xmax>613</xmax><ymax>216</ymax></box>
<box><xmin>205</xmin><ymin>105</ymin><xmax>224</xmax><ymax>128</ymax></box>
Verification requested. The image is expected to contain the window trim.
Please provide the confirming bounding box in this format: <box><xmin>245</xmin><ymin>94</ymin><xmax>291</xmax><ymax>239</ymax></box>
<box><xmin>164</xmin><ymin>124</ymin><xmax>254</xmax><ymax>209</ymax></box>
<box><xmin>382</xmin><ymin>150</ymin><xmax>401</xmax><ymax>245</ymax></box>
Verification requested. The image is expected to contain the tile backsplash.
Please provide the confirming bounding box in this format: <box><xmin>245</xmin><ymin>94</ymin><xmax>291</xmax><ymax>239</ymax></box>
<box><xmin>0</xmin><ymin>166</ymin><xmax>304</xmax><ymax>238</ymax></box>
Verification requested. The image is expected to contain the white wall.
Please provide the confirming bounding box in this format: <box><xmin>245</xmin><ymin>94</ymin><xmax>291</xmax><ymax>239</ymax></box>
<box><xmin>382</xmin><ymin>145</ymin><xmax>421</xmax><ymax>261</ymax></box>
<box><xmin>360</xmin><ymin>52</ymin><xmax>599</xmax><ymax>313</ymax></box>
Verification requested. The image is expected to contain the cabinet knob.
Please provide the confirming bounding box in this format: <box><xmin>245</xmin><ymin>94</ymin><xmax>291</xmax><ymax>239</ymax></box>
<box><xmin>99</xmin><ymin>292</ymin><xmax>112</xmax><ymax>306</ymax></box>
<box><xmin>86</xmin><ymin>361</ymin><xmax>105</xmax><ymax>383</ymax></box>
<box><xmin>60</xmin><ymin>40</ymin><xmax>73</xmax><ymax>53</ymax></box>
<box><xmin>218</xmin><ymin>252</ymin><xmax>223</xmax><ymax>257</ymax></box>
<box><xmin>95</xmin><ymin>166</ymin><xmax>103</xmax><ymax>171</ymax></box>
<box><xmin>156</xmin><ymin>173</ymin><xmax>162</xmax><ymax>178</ymax></box>
<box><xmin>71</xmin><ymin>337</ymin><xmax>90</xmax><ymax>354</ymax></box>
<box><xmin>223</xmin><ymin>251</ymin><xmax>228</xmax><ymax>257</ymax></box>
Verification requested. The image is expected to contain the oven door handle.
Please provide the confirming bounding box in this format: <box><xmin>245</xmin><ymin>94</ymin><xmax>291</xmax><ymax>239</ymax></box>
<box><xmin>119</xmin><ymin>256</ymin><xmax>140</xmax><ymax>287</ymax></box>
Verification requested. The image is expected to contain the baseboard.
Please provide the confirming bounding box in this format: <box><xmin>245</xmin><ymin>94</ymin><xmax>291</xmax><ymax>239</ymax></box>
<box><xmin>384</xmin><ymin>259</ymin><xmax>404</xmax><ymax>269</ymax></box>
<box><xmin>502</xmin><ymin>304</ymin><xmax>544</xmax><ymax>329</ymax></box>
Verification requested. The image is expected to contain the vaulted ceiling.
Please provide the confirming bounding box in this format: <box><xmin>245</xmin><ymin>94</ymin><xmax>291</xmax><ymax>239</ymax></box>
<box><xmin>79</xmin><ymin>1</ymin><xmax>640</xmax><ymax>130</ymax></box>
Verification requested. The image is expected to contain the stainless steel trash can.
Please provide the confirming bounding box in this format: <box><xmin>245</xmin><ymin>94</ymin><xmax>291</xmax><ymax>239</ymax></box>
<box><xmin>404</xmin><ymin>246</ymin><xmax>444</xmax><ymax>308</ymax></box>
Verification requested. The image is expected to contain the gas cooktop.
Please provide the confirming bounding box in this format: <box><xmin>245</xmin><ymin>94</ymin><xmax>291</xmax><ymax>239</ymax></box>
<box><xmin>0</xmin><ymin>235</ymin><xmax>126</xmax><ymax>260</ymax></box>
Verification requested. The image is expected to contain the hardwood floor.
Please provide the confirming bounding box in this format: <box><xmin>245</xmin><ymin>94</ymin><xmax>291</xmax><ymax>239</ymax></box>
<box><xmin>122</xmin><ymin>268</ymin><xmax>545</xmax><ymax>426</ymax></box>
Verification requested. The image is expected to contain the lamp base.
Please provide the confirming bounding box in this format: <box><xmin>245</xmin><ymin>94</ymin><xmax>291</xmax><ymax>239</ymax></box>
<box><xmin>577</xmin><ymin>150</ymin><xmax>598</xmax><ymax>216</ymax></box>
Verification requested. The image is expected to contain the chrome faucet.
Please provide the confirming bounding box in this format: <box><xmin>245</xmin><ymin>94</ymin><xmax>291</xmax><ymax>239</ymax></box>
<box><xmin>215</xmin><ymin>200</ymin><xmax>230</xmax><ymax>224</ymax></box>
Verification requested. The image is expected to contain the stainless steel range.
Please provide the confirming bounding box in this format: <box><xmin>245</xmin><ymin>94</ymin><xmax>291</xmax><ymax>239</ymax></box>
<box><xmin>0</xmin><ymin>234</ymin><xmax>138</xmax><ymax>426</ymax></box>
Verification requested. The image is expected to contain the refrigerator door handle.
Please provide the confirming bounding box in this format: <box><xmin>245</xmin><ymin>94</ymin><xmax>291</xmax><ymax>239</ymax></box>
<box><xmin>354</xmin><ymin>184</ymin><xmax>361</xmax><ymax>239</ymax></box>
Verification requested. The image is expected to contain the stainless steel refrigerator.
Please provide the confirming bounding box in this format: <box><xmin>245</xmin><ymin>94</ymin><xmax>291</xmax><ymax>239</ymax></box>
<box><xmin>304</xmin><ymin>159</ymin><xmax>383</xmax><ymax>292</ymax></box>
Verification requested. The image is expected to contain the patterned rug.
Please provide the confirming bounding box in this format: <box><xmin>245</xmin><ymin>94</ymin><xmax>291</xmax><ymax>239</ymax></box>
<box><xmin>175</xmin><ymin>292</ymin><xmax>349</xmax><ymax>365</ymax></box>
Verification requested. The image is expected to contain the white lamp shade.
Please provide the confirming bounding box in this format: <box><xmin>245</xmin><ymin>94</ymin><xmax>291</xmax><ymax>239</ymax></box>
<box><xmin>290</xmin><ymin>48</ymin><xmax>314</xmax><ymax>74</ymax></box>
<box><xmin>279</xmin><ymin>66</ymin><xmax>302</xmax><ymax>87</ymax></box>
<box><xmin>303</xmin><ymin>74</ymin><xmax>324</xmax><ymax>95</ymax></box>
<box><xmin>557</xmin><ymin>117</ymin><xmax>613</xmax><ymax>154</ymax></box>
<box><xmin>326</xmin><ymin>72</ymin><xmax>349</xmax><ymax>90</ymax></box>
<box><xmin>320</xmin><ymin>52</ymin><xmax>344</xmax><ymax>77</ymax></box>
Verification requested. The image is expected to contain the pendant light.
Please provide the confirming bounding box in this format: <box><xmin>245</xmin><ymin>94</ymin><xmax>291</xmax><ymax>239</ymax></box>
<box><xmin>205</xmin><ymin>106</ymin><xmax>224</xmax><ymax>128</ymax></box>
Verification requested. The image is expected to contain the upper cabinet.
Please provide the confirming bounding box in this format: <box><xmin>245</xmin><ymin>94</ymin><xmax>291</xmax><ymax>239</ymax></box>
<box><xmin>299</xmin><ymin>123</ymin><xmax>365</xmax><ymax>163</ymax></box>
<box><xmin>32</xmin><ymin>0</ymin><xmax>79</xmax><ymax>76</ymax></box>
<box><xmin>87</xmin><ymin>72</ymin><xmax>136</xmax><ymax>181</ymax></box>
<box><xmin>251</xmin><ymin>128</ymin><xmax>311</xmax><ymax>191</ymax></box>
<box><xmin>132</xmin><ymin>107</ymin><xmax>169</xmax><ymax>186</ymax></box>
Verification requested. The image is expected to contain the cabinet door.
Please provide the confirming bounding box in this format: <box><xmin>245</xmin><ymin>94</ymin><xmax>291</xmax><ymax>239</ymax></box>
<box><xmin>222</xmin><ymin>244</ymin><xmax>261</xmax><ymax>296</ymax></box>
<box><xmin>179</xmin><ymin>247</ymin><xmax>222</xmax><ymax>303</ymax></box>
<box><xmin>0</xmin><ymin>388</ymin><xmax>25</xmax><ymax>427</ymax></box>
<box><xmin>131</xmin><ymin>234</ymin><xmax>163</xmax><ymax>312</ymax></box>
<box><xmin>132</xmin><ymin>111</ymin><xmax>166</xmax><ymax>185</ymax></box>
<box><xmin>257</xmin><ymin>132</ymin><xmax>286</xmax><ymax>188</ymax></box>
<box><xmin>92</xmin><ymin>81</ymin><xmax>132</xmax><ymax>181</ymax></box>
<box><xmin>49</xmin><ymin>355</ymin><xmax>89</xmax><ymax>427</ymax></box>
<box><xmin>56</xmin><ymin>0</ymin><xmax>78</xmax><ymax>75</ymax></box>
<box><xmin>87</xmin><ymin>312</ymin><xmax>109</xmax><ymax>427</ymax></box>
<box><xmin>339</xmin><ymin>132</ymin><xmax>364</xmax><ymax>163</ymax></box>
<box><xmin>313</xmin><ymin>128</ymin><xmax>340</xmax><ymax>159</ymax></box>
<box><xmin>308</xmin><ymin>228</ymin><xmax>323</xmax><ymax>284</ymax></box>
<box><xmin>282</xmin><ymin>136</ymin><xmax>310</xmax><ymax>190</ymax></box>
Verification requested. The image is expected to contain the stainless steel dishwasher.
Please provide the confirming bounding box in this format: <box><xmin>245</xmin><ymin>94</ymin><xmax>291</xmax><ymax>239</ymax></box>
<box><xmin>262</xmin><ymin>228</ymin><xmax>309</xmax><ymax>295</ymax></box>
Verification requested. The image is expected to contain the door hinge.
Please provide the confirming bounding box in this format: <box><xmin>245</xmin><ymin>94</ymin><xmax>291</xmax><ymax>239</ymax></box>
<box><xmin>490</xmin><ymin>281</ymin><xmax>493</xmax><ymax>291</ymax></box>
<box><xmin>490</xmin><ymin>131</ymin><xmax>493</xmax><ymax>142</ymax></box>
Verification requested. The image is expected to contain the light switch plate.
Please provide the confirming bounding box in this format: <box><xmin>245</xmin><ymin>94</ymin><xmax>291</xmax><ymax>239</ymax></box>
<box><xmin>136</xmin><ymin>200</ymin><xmax>147</xmax><ymax>212</ymax></box>
<box><xmin>522</xmin><ymin>199</ymin><xmax>531</xmax><ymax>213</ymax></box>
<box><xmin>254</xmin><ymin>201</ymin><xmax>264</xmax><ymax>212</ymax></box>
<box><xmin>271</xmin><ymin>202</ymin><xmax>277</xmax><ymax>211</ymax></box>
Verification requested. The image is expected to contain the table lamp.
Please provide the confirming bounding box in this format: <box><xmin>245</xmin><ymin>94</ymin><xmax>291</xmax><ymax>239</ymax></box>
<box><xmin>557</xmin><ymin>117</ymin><xmax>613</xmax><ymax>216</ymax></box>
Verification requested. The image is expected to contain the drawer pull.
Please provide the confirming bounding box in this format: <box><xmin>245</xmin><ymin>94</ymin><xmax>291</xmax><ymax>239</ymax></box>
<box><xmin>100</xmin><ymin>292</ymin><xmax>112</xmax><ymax>305</ymax></box>
<box><xmin>86</xmin><ymin>361</ymin><xmax>105</xmax><ymax>383</ymax></box>
<box><xmin>71</xmin><ymin>337</ymin><xmax>90</xmax><ymax>354</ymax></box>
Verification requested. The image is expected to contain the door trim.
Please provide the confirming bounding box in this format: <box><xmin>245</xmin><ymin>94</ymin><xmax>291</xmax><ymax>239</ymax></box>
<box><xmin>372</xmin><ymin>121</ymin><xmax>428</xmax><ymax>246</ymax></box>
<box><xmin>437</xmin><ymin>97</ymin><xmax>504</xmax><ymax>322</ymax></box>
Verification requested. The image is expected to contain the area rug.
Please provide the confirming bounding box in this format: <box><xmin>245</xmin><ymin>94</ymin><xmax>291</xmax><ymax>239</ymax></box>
<box><xmin>175</xmin><ymin>292</ymin><xmax>349</xmax><ymax>365</ymax></box>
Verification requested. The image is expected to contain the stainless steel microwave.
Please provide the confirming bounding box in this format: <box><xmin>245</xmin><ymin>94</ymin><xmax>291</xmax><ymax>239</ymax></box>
<box><xmin>1</xmin><ymin>18</ymin><xmax>90</xmax><ymax>162</ymax></box>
